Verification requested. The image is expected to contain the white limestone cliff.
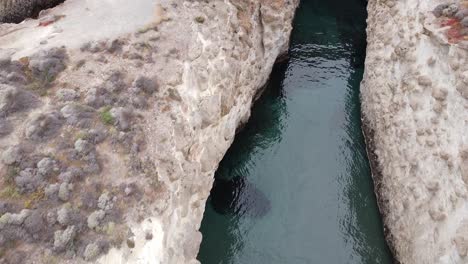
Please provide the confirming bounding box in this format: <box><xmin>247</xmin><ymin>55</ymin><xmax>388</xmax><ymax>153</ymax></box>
<box><xmin>362</xmin><ymin>0</ymin><xmax>468</xmax><ymax>263</ymax></box>
<box><xmin>0</xmin><ymin>0</ymin><xmax>299</xmax><ymax>263</ymax></box>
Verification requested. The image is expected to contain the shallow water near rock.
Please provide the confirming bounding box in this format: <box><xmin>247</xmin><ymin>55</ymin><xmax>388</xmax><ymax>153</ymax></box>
<box><xmin>198</xmin><ymin>0</ymin><xmax>394</xmax><ymax>263</ymax></box>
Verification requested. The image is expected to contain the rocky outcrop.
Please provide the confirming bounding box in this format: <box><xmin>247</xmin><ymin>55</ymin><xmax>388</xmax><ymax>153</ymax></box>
<box><xmin>362</xmin><ymin>0</ymin><xmax>468</xmax><ymax>263</ymax></box>
<box><xmin>0</xmin><ymin>0</ymin><xmax>298</xmax><ymax>263</ymax></box>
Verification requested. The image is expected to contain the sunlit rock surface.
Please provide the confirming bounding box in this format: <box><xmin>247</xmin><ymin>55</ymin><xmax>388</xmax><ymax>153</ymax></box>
<box><xmin>0</xmin><ymin>0</ymin><xmax>299</xmax><ymax>263</ymax></box>
<box><xmin>362</xmin><ymin>0</ymin><xmax>468</xmax><ymax>263</ymax></box>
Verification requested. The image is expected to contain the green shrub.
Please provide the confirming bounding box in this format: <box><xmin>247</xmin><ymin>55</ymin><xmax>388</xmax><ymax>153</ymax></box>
<box><xmin>100</xmin><ymin>106</ymin><xmax>114</xmax><ymax>125</ymax></box>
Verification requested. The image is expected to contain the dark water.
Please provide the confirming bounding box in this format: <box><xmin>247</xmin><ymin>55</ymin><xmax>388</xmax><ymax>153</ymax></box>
<box><xmin>197</xmin><ymin>0</ymin><xmax>394</xmax><ymax>263</ymax></box>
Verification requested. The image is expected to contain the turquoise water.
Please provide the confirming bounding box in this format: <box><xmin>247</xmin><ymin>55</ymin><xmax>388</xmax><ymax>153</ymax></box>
<box><xmin>197</xmin><ymin>0</ymin><xmax>394</xmax><ymax>263</ymax></box>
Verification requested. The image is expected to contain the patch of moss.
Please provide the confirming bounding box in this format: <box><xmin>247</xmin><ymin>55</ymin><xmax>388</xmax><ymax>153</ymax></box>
<box><xmin>195</xmin><ymin>16</ymin><xmax>205</xmax><ymax>23</ymax></box>
<box><xmin>100</xmin><ymin>106</ymin><xmax>115</xmax><ymax>125</ymax></box>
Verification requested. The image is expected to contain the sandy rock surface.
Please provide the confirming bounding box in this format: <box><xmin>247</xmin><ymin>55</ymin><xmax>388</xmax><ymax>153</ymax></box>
<box><xmin>0</xmin><ymin>0</ymin><xmax>299</xmax><ymax>263</ymax></box>
<box><xmin>362</xmin><ymin>0</ymin><xmax>468</xmax><ymax>263</ymax></box>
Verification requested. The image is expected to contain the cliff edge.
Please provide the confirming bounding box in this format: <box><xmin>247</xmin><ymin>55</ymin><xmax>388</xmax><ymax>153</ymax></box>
<box><xmin>0</xmin><ymin>0</ymin><xmax>299</xmax><ymax>263</ymax></box>
<box><xmin>362</xmin><ymin>0</ymin><xmax>468</xmax><ymax>263</ymax></box>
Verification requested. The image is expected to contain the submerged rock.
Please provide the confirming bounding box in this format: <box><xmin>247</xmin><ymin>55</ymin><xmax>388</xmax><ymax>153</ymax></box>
<box><xmin>211</xmin><ymin>176</ymin><xmax>271</xmax><ymax>217</ymax></box>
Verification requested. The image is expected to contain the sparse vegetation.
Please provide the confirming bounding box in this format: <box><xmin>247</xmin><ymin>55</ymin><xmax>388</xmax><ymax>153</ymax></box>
<box><xmin>109</xmin><ymin>224</ymin><xmax>127</xmax><ymax>246</ymax></box>
<box><xmin>41</xmin><ymin>255</ymin><xmax>60</xmax><ymax>264</ymax></box>
<box><xmin>195</xmin><ymin>16</ymin><xmax>205</xmax><ymax>23</ymax></box>
<box><xmin>26</xmin><ymin>81</ymin><xmax>47</xmax><ymax>96</ymax></box>
<box><xmin>100</xmin><ymin>106</ymin><xmax>114</xmax><ymax>125</ymax></box>
<box><xmin>18</xmin><ymin>47</ymin><xmax>68</xmax><ymax>97</ymax></box>
<box><xmin>75</xmin><ymin>131</ymin><xmax>88</xmax><ymax>140</ymax></box>
<box><xmin>0</xmin><ymin>185</ymin><xmax>20</xmax><ymax>199</ymax></box>
<box><xmin>74</xmin><ymin>59</ymin><xmax>85</xmax><ymax>70</ymax></box>
<box><xmin>26</xmin><ymin>69</ymin><xmax>56</xmax><ymax>97</ymax></box>
<box><xmin>24</xmin><ymin>189</ymin><xmax>45</xmax><ymax>209</ymax></box>
<box><xmin>5</xmin><ymin>166</ymin><xmax>19</xmax><ymax>184</ymax></box>
<box><xmin>104</xmin><ymin>221</ymin><xmax>116</xmax><ymax>235</ymax></box>
<box><xmin>136</xmin><ymin>41</ymin><xmax>152</xmax><ymax>51</ymax></box>
<box><xmin>235</xmin><ymin>4</ymin><xmax>244</xmax><ymax>11</ymax></box>
<box><xmin>137</xmin><ymin>26</ymin><xmax>155</xmax><ymax>34</ymax></box>
<box><xmin>1</xmin><ymin>166</ymin><xmax>21</xmax><ymax>199</ymax></box>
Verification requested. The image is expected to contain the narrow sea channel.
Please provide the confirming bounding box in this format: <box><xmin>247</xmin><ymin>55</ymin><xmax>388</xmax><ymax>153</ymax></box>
<box><xmin>198</xmin><ymin>0</ymin><xmax>394</xmax><ymax>263</ymax></box>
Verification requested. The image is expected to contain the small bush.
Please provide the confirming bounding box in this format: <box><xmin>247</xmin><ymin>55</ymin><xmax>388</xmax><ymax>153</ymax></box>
<box><xmin>100</xmin><ymin>106</ymin><xmax>114</xmax><ymax>125</ymax></box>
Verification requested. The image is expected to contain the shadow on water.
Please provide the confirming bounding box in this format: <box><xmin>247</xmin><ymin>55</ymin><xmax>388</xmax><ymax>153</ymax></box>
<box><xmin>199</xmin><ymin>0</ymin><xmax>394</xmax><ymax>263</ymax></box>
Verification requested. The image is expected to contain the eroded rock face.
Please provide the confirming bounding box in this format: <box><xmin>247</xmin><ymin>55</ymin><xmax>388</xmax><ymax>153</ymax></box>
<box><xmin>0</xmin><ymin>0</ymin><xmax>299</xmax><ymax>263</ymax></box>
<box><xmin>362</xmin><ymin>0</ymin><xmax>468</xmax><ymax>263</ymax></box>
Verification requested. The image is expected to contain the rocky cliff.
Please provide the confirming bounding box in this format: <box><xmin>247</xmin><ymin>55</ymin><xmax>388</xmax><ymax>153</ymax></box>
<box><xmin>0</xmin><ymin>0</ymin><xmax>299</xmax><ymax>263</ymax></box>
<box><xmin>362</xmin><ymin>0</ymin><xmax>468</xmax><ymax>263</ymax></box>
